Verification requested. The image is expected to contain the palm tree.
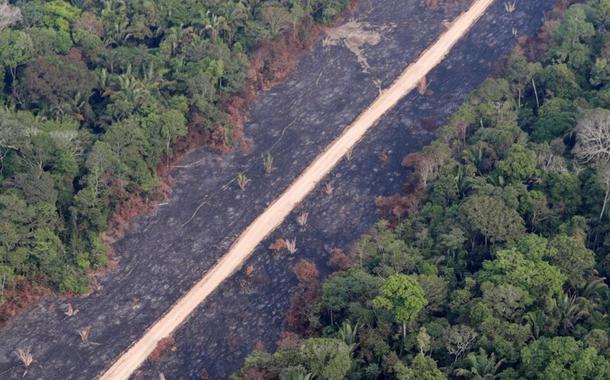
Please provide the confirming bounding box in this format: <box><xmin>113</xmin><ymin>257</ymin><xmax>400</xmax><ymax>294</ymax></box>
<box><xmin>578</xmin><ymin>274</ymin><xmax>609</xmax><ymax>322</ymax></box>
<box><xmin>337</xmin><ymin>321</ymin><xmax>359</xmax><ymax>348</ymax></box>
<box><xmin>198</xmin><ymin>10</ymin><xmax>228</xmax><ymax>41</ymax></box>
<box><xmin>581</xmin><ymin>275</ymin><xmax>608</xmax><ymax>303</ymax></box>
<box><xmin>554</xmin><ymin>292</ymin><xmax>588</xmax><ymax>335</ymax></box>
<box><xmin>525</xmin><ymin>310</ymin><xmax>546</xmax><ymax>340</ymax></box>
<box><xmin>455</xmin><ymin>349</ymin><xmax>505</xmax><ymax>380</ymax></box>
<box><xmin>96</xmin><ymin>68</ymin><xmax>111</xmax><ymax>97</ymax></box>
<box><xmin>117</xmin><ymin>72</ymin><xmax>147</xmax><ymax>104</ymax></box>
<box><xmin>284</xmin><ymin>371</ymin><xmax>315</xmax><ymax>380</ymax></box>
<box><xmin>217</xmin><ymin>1</ymin><xmax>251</xmax><ymax>44</ymax></box>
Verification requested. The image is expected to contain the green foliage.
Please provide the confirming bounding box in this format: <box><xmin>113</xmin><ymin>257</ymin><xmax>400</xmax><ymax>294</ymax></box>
<box><xmin>320</xmin><ymin>268</ymin><xmax>383</xmax><ymax>325</ymax></box>
<box><xmin>496</xmin><ymin>144</ymin><xmax>539</xmax><ymax>182</ymax></box>
<box><xmin>237</xmin><ymin>338</ymin><xmax>353</xmax><ymax>380</ymax></box>
<box><xmin>461</xmin><ymin>195</ymin><xmax>526</xmax><ymax>244</ymax></box>
<box><xmin>479</xmin><ymin>248</ymin><xmax>566</xmax><ymax>303</ymax></box>
<box><xmin>530</xmin><ymin>98</ymin><xmax>578</xmax><ymax>142</ymax></box>
<box><xmin>42</xmin><ymin>1</ymin><xmax>81</xmax><ymax>32</ymax></box>
<box><xmin>548</xmin><ymin>5</ymin><xmax>595</xmax><ymax>71</ymax></box>
<box><xmin>373</xmin><ymin>274</ymin><xmax>427</xmax><ymax>327</ymax></box>
<box><xmin>521</xmin><ymin>337</ymin><xmax>610</xmax><ymax>379</ymax></box>
<box><xmin>538</xmin><ymin>63</ymin><xmax>582</xmax><ymax>99</ymax></box>
<box><xmin>0</xmin><ymin>29</ymin><xmax>33</xmax><ymax>84</ymax></box>
<box><xmin>548</xmin><ymin>234</ymin><xmax>596</xmax><ymax>288</ymax></box>
<box><xmin>294</xmin><ymin>338</ymin><xmax>353</xmax><ymax>379</ymax></box>
<box><xmin>403</xmin><ymin>354</ymin><xmax>446</xmax><ymax>380</ymax></box>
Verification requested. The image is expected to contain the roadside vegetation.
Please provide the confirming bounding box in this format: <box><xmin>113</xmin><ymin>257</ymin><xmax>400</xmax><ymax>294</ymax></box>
<box><xmin>235</xmin><ymin>1</ymin><xmax>610</xmax><ymax>378</ymax></box>
<box><xmin>0</xmin><ymin>0</ymin><xmax>350</xmax><ymax>310</ymax></box>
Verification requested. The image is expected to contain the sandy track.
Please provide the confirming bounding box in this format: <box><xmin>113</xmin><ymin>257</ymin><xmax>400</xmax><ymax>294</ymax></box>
<box><xmin>99</xmin><ymin>1</ymin><xmax>494</xmax><ymax>378</ymax></box>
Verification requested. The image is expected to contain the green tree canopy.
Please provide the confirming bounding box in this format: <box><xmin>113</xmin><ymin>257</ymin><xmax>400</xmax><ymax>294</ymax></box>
<box><xmin>461</xmin><ymin>195</ymin><xmax>526</xmax><ymax>245</ymax></box>
<box><xmin>521</xmin><ymin>337</ymin><xmax>610</xmax><ymax>380</ymax></box>
<box><xmin>373</xmin><ymin>274</ymin><xmax>427</xmax><ymax>339</ymax></box>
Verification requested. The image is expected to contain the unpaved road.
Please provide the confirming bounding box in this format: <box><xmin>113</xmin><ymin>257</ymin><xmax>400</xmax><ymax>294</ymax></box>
<box><xmin>99</xmin><ymin>1</ymin><xmax>494</xmax><ymax>378</ymax></box>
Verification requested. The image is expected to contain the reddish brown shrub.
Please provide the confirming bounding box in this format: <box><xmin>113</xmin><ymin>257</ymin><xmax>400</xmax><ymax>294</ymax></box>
<box><xmin>149</xmin><ymin>336</ymin><xmax>176</xmax><ymax>362</ymax></box>
<box><xmin>254</xmin><ymin>340</ymin><xmax>266</xmax><ymax>352</ymax></box>
<box><xmin>375</xmin><ymin>191</ymin><xmax>423</xmax><ymax>223</ymax></box>
<box><xmin>245</xmin><ymin>265</ymin><xmax>255</xmax><ymax>276</ymax></box>
<box><xmin>276</xmin><ymin>331</ymin><xmax>301</xmax><ymax>349</ymax></box>
<box><xmin>424</xmin><ymin>0</ymin><xmax>439</xmax><ymax>9</ymax></box>
<box><xmin>0</xmin><ymin>279</ymin><xmax>50</xmax><ymax>328</ymax></box>
<box><xmin>286</xmin><ymin>284</ymin><xmax>321</xmax><ymax>335</ymax></box>
<box><xmin>293</xmin><ymin>260</ymin><xmax>319</xmax><ymax>284</ymax></box>
<box><xmin>328</xmin><ymin>248</ymin><xmax>353</xmax><ymax>271</ymax></box>
<box><xmin>269</xmin><ymin>238</ymin><xmax>287</xmax><ymax>252</ymax></box>
<box><xmin>242</xmin><ymin>368</ymin><xmax>273</xmax><ymax>380</ymax></box>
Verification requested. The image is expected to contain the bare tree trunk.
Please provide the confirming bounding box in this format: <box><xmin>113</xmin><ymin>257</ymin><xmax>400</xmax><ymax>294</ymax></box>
<box><xmin>600</xmin><ymin>186</ymin><xmax>610</xmax><ymax>221</ymax></box>
<box><xmin>532</xmin><ymin>78</ymin><xmax>540</xmax><ymax>108</ymax></box>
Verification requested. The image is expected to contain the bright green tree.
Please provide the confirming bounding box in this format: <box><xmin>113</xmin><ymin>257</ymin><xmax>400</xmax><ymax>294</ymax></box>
<box><xmin>461</xmin><ymin>195</ymin><xmax>525</xmax><ymax>246</ymax></box>
<box><xmin>521</xmin><ymin>337</ymin><xmax>610</xmax><ymax>379</ymax></box>
<box><xmin>479</xmin><ymin>249</ymin><xmax>566</xmax><ymax>304</ymax></box>
<box><xmin>373</xmin><ymin>274</ymin><xmax>427</xmax><ymax>340</ymax></box>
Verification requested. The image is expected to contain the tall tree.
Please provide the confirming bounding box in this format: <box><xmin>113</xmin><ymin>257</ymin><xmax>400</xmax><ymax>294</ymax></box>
<box><xmin>373</xmin><ymin>274</ymin><xmax>427</xmax><ymax>341</ymax></box>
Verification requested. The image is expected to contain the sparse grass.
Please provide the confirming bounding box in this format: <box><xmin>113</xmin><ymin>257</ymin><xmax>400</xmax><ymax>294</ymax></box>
<box><xmin>378</xmin><ymin>150</ymin><xmax>389</xmax><ymax>162</ymax></box>
<box><xmin>65</xmin><ymin>303</ymin><xmax>78</xmax><ymax>317</ymax></box>
<box><xmin>286</xmin><ymin>239</ymin><xmax>297</xmax><ymax>254</ymax></box>
<box><xmin>346</xmin><ymin>147</ymin><xmax>354</xmax><ymax>161</ymax></box>
<box><xmin>417</xmin><ymin>76</ymin><xmax>429</xmax><ymax>95</ymax></box>
<box><xmin>236</xmin><ymin>172</ymin><xmax>250</xmax><ymax>191</ymax></box>
<box><xmin>372</xmin><ymin>79</ymin><xmax>382</xmax><ymax>95</ymax></box>
<box><xmin>15</xmin><ymin>347</ymin><xmax>33</xmax><ymax>376</ymax></box>
<box><xmin>262</xmin><ymin>153</ymin><xmax>274</xmax><ymax>175</ymax></box>
<box><xmin>504</xmin><ymin>1</ymin><xmax>516</xmax><ymax>13</ymax></box>
<box><xmin>79</xmin><ymin>326</ymin><xmax>92</xmax><ymax>343</ymax></box>
<box><xmin>297</xmin><ymin>211</ymin><xmax>309</xmax><ymax>226</ymax></box>
<box><xmin>324</xmin><ymin>182</ymin><xmax>334</xmax><ymax>195</ymax></box>
<box><xmin>424</xmin><ymin>0</ymin><xmax>439</xmax><ymax>9</ymax></box>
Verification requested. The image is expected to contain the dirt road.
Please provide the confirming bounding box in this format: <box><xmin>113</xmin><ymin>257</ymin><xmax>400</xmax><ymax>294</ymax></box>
<box><xmin>98</xmin><ymin>0</ymin><xmax>494</xmax><ymax>378</ymax></box>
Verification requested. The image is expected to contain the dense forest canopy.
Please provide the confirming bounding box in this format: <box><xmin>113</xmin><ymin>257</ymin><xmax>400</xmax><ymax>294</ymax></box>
<box><xmin>235</xmin><ymin>1</ymin><xmax>610</xmax><ymax>379</ymax></box>
<box><xmin>0</xmin><ymin>0</ymin><xmax>350</xmax><ymax>298</ymax></box>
